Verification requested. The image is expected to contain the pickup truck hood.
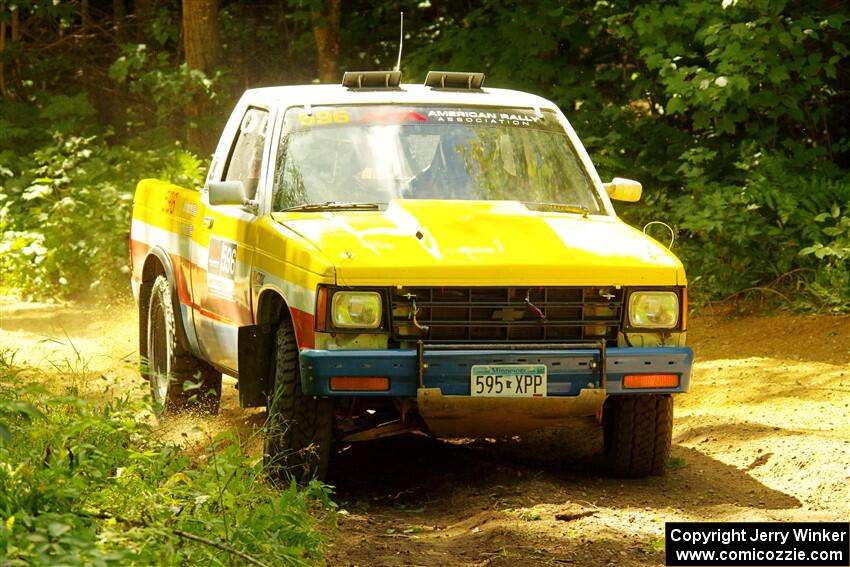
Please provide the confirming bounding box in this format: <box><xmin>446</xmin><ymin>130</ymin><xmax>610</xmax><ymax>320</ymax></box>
<box><xmin>272</xmin><ymin>200</ymin><xmax>684</xmax><ymax>287</ymax></box>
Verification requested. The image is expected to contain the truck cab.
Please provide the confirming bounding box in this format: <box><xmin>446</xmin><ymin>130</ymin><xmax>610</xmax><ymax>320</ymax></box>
<box><xmin>130</xmin><ymin>71</ymin><xmax>693</xmax><ymax>481</ymax></box>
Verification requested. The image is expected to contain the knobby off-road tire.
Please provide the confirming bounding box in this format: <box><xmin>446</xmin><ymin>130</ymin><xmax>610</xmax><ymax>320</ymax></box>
<box><xmin>264</xmin><ymin>320</ymin><xmax>333</xmax><ymax>483</ymax></box>
<box><xmin>603</xmin><ymin>394</ymin><xmax>673</xmax><ymax>478</ymax></box>
<box><xmin>145</xmin><ymin>275</ymin><xmax>222</xmax><ymax>415</ymax></box>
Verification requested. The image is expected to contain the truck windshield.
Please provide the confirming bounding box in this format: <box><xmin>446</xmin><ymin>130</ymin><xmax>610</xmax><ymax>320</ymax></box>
<box><xmin>272</xmin><ymin>105</ymin><xmax>604</xmax><ymax>214</ymax></box>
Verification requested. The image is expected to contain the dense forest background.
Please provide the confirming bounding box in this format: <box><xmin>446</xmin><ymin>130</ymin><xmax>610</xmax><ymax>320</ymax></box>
<box><xmin>1</xmin><ymin>0</ymin><xmax>849</xmax><ymax>308</ymax></box>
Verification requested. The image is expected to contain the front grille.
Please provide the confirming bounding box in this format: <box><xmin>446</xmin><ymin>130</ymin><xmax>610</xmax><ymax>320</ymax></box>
<box><xmin>390</xmin><ymin>287</ymin><xmax>623</xmax><ymax>345</ymax></box>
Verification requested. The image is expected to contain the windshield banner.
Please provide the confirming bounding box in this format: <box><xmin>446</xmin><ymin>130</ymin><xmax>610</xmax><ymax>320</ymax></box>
<box><xmin>286</xmin><ymin>105</ymin><xmax>562</xmax><ymax>132</ymax></box>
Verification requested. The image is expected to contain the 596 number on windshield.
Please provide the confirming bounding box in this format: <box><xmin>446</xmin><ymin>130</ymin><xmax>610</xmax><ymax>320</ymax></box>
<box><xmin>299</xmin><ymin>110</ymin><xmax>350</xmax><ymax>127</ymax></box>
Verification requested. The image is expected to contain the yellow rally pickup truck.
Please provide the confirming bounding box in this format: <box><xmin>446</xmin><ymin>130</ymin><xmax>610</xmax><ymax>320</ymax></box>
<box><xmin>130</xmin><ymin>71</ymin><xmax>693</xmax><ymax>481</ymax></box>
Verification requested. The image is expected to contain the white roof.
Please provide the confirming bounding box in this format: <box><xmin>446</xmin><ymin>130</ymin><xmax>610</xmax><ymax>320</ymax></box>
<box><xmin>242</xmin><ymin>84</ymin><xmax>560</xmax><ymax>111</ymax></box>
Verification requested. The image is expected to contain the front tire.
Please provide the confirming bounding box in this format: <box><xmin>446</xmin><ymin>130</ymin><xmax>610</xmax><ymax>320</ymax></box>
<box><xmin>264</xmin><ymin>319</ymin><xmax>333</xmax><ymax>483</ymax></box>
<box><xmin>145</xmin><ymin>275</ymin><xmax>222</xmax><ymax>414</ymax></box>
<box><xmin>603</xmin><ymin>394</ymin><xmax>673</xmax><ymax>478</ymax></box>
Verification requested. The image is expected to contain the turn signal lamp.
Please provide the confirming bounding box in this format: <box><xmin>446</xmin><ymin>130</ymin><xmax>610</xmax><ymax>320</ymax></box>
<box><xmin>330</xmin><ymin>376</ymin><xmax>390</xmax><ymax>391</ymax></box>
<box><xmin>316</xmin><ymin>287</ymin><xmax>329</xmax><ymax>331</ymax></box>
<box><xmin>623</xmin><ymin>374</ymin><xmax>679</xmax><ymax>389</ymax></box>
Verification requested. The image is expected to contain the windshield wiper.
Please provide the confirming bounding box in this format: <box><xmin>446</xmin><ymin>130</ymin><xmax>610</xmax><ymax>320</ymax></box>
<box><xmin>524</xmin><ymin>202</ymin><xmax>590</xmax><ymax>217</ymax></box>
<box><xmin>279</xmin><ymin>201</ymin><xmax>382</xmax><ymax>212</ymax></box>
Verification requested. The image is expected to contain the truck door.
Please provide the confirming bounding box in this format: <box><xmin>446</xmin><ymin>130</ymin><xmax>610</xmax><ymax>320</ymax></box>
<box><xmin>191</xmin><ymin>106</ymin><xmax>270</xmax><ymax>372</ymax></box>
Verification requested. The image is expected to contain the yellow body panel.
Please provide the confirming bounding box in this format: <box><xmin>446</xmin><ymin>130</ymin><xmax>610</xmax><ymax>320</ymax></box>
<box><xmin>131</xmin><ymin>179</ymin><xmax>334</xmax><ymax>290</ymax></box>
<box><xmin>130</xmin><ymin>83</ymin><xmax>693</xmax><ymax>445</ymax></box>
<box><xmin>132</xmin><ymin>179</ymin><xmax>199</xmax><ymax>234</ymax></box>
<box><xmin>133</xmin><ymin>182</ymin><xmax>685</xmax><ymax>299</ymax></box>
<box><xmin>252</xmin><ymin>217</ymin><xmax>335</xmax><ymax>280</ymax></box>
<box><xmin>133</xmin><ymin>181</ymin><xmax>685</xmax><ymax>306</ymax></box>
<box><xmin>273</xmin><ymin>199</ymin><xmax>685</xmax><ymax>287</ymax></box>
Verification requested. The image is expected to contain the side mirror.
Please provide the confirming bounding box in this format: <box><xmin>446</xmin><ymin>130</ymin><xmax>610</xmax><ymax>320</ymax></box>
<box><xmin>208</xmin><ymin>181</ymin><xmax>247</xmax><ymax>206</ymax></box>
<box><xmin>603</xmin><ymin>177</ymin><xmax>643</xmax><ymax>202</ymax></box>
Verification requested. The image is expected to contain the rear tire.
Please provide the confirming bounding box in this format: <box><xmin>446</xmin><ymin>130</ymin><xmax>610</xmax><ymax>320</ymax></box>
<box><xmin>145</xmin><ymin>275</ymin><xmax>222</xmax><ymax>414</ymax></box>
<box><xmin>264</xmin><ymin>319</ymin><xmax>333</xmax><ymax>483</ymax></box>
<box><xmin>603</xmin><ymin>394</ymin><xmax>672</xmax><ymax>478</ymax></box>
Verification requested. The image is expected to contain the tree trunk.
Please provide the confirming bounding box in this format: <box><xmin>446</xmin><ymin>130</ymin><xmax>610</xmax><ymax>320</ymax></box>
<box><xmin>134</xmin><ymin>0</ymin><xmax>154</xmax><ymax>39</ymax></box>
<box><xmin>0</xmin><ymin>9</ymin><xmax>6</xmax><ymax>97</ymax></box>
<box><xmin>81</xmin><ymin>0</ymin><xmax>91</xmax><ymax>29</ymax></box>
<box><xmin>9</xmin><ymin>4</ymin><xmax>18</xmax><ymax>93</ymax></box>
<box><xmin>113</xmin><ymin>0</ymin><xmax>125</xmax><ymax>39</ymax></box>
<box><xmin>134</xmin><ymin>0</ymin><xmax>154</xmax><ymax>21</ymax></box>
<box><xmin>10</xmin><ymin>3</ymin><xmax>17</xmax><ymax>42</ymax></box>
<box><xmin>312</xmin><ymin>0</ymin><xmax>341</xmax><ymax>83</ymax></box>
<box><xmin>183</xmin><ymin>0</ymin><xmax>220</xmax><ymax>73</ymax></box>
<box><xmin>182</xmin><ymin>0</ymin><xmax>220</xmax><ymax>152</ymax></box>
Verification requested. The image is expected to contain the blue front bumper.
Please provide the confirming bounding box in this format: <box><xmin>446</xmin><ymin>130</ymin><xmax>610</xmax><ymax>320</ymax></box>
<box><xmin>299</xmin><ymin>346</ymin><xmax>693</xmax><ymax>397</ymax></box>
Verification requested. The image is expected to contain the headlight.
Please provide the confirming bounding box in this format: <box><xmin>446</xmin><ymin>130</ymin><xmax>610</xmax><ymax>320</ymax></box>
<box><xmin>628</xmin><ymin>291</ymin><xmax>679</xmax><ymax>328</ymax></box>
<box><xmin>331</xmin><ymin>291</ymin><xmax>383</xmax><ymax>329</ymax></box>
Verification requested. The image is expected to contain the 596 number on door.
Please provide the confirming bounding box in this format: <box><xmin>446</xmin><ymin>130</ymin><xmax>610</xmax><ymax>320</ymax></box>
<box><xmin>470</xmin><ymin>364</ymin><xmax>547</xmax><ymax>398</ymax></box>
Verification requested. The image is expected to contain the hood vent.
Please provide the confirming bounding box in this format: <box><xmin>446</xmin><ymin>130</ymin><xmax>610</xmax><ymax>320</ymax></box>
<box><xmin>342</xmin><ymin>70</ymin><xmax>402</xmax><ymax>90</ymax></box>
<box><xmin>424</xmin><ymin>71</ymin><xmax>485</xmax><ymax>90</ymax></box>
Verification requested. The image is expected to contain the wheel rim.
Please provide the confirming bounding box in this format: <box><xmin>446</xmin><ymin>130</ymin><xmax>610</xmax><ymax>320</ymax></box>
<box><xmin>148</xmin><ymin>298</ymin><xmax>170</xmax><ymax>408</ymax></box>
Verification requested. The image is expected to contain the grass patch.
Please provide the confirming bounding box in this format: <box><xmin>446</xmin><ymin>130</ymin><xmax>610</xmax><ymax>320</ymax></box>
<box><xmin>503</xmin><ymin>507</ymin><xmax>542</xmax><ymax>521</ymax></box>
<box><xmin>642</xmin><ymin>536</ymin><xmax>665</xmax><ymax>554</ymax></box>
<box><xmin>0</xmin><ymin>351</ymin><xmax>334</xmax><ymax>565</ymax></box>
<box><xmin>668</xmin><ymin>456</ymin><xmax>688</xmax><ymax>471</ymax></box>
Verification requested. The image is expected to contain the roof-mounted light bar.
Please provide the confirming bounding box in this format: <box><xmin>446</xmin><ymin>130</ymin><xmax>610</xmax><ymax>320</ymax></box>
<box><xmin>424</xmin><ymin>71</ymin><xmax>485</xmax><ymax>90</ymax></box>
<box><xmin>341</xmin><ymin>70</ymin><xmax>402</xmax><ymax>90</ymax></box>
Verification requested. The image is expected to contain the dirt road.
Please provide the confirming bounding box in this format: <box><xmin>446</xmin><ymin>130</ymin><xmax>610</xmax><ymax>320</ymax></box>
<box><xmin>1</xmin><ymin>298</ymin><xmax>848</xmax><ymax>566</ymax></box>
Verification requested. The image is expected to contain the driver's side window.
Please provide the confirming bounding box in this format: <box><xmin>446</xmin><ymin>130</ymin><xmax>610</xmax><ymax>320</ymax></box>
<box><xmin>223</xmin><ymin>107</ymin><xmax>269</xmax><ymax>201</ymax></box>
<box><xmin>272</xmin><ymin>134</ymin><xmax>309</xmax><ymax>210</ymax></box>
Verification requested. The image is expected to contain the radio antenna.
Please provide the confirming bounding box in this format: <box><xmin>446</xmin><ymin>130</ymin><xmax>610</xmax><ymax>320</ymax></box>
<box><xmin>394</xmin><ymin>12</ymin><xmax>404</xmax><ymax>72</ymax></box>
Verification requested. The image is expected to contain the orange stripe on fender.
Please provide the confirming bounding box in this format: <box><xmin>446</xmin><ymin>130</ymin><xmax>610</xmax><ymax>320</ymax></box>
<box><xmin>129</xmin><ymin>239</ymin><xmax>192</xmax><ymax>305</ymax></box>
<box><xmin>203</xmin><ymin>294</ymin><xmax>253</xmax><ymax>326</ymax></box>
<box><xmin>170</xmin><ymin>252</ymin><xmax>193</xmax><ymax>306</ymax></box>
<box><xmin>131</xmin><ymin>237</ymin><xmax>313</xmax><ymax>344</ymax></box>
<box><xmin>130</xmin><ymin>239</ymin><xmax>150</xmax><ymax>277</ymax></box>
<box><xmin>290</xmin><ymin>307</ymin><xmax>315</xmax><ymax>349</ymax></box>
<box><xmin>196</xmin><ymin>306</ymin><xmax>234</xmax><ymax>325</ymax></box>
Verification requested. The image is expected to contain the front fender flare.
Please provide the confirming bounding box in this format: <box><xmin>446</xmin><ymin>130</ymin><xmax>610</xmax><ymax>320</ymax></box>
<box><xmin>141</xmin><ymin>246</ymin><xmax>195</xmax><ymax>355</ymax></box>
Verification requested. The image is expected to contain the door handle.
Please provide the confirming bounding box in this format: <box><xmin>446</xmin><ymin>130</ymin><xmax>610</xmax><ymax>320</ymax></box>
<box><xmin>203</xmin><ymin>216</ymin><xmax>214</xmax><ymax>229</ymax></box>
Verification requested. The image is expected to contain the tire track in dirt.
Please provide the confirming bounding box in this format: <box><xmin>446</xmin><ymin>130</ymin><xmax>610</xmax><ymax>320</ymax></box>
<box><xmin>0</xmin><ymin>297</ymin><xmax>265</xmax><ymax>456</ymax></box>
<box><xmin>2</xmin><ymin>298</ymin><xmax>848</xmax><ymax>566</ymax></box>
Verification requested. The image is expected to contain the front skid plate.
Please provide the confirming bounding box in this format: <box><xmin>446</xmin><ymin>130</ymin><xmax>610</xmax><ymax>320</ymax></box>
<box><xmin>417</xmin><ymin>387</ymin><xmax>606</xmax><ymax>438</ymax></box>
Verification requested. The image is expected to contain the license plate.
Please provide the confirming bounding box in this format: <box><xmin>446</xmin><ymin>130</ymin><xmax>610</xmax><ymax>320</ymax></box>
<box><xmin>470</xmin><ymin>364</ymin><xmax>547</xmax><ymax>397</ymax></box>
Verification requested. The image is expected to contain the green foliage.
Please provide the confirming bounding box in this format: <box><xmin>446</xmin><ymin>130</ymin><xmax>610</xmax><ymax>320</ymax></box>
<box><xmin>0</xmin><ymin>352</ymin><xmax>333</xmax><ymax>565</ymax></box>
<box><xmin>649</xmin><ymin>152</ymin><xmax>850</xmax><ymax>300</ymax></box>
<box><xmin>2</xmin><ymin>0</ymin><xmax>849</xmax><ymax>308</ymax></box>
<box><xmin>801</xmin><ymin>206</ymin><xmax>850</xmax><ymax>261</ymax></box>
<box><xmin>109</xmin><ymin>43</ymin><xmax>227</xmax><ymax>140</ymax></box>
<box><xmin>403</xmin><ymin>0</ymin><xmax>850</xmax><ymax>308</ymax></box>
<box><xmin>799</xmin><ymin>206</ymin><xmax>850</xmax><ymax>311</ymax></box>
<box><xmin>630</xmin><ymin>0</ymin><xmax>847</xmax><ymax>140</ymax></box>
<box><xmin>604</xmin><ymin>0</ymin><xmax>850</xmax><ymax>306</ymax></box>
<box><xmin>0</xmin><ymin>94</ymin><xmax>205</xmax><ymax>299</ymax></box>
<box><xmin>667</xmin><ymin>456</ymin><xmax>688</xmax><ymax>471</ymax></box>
